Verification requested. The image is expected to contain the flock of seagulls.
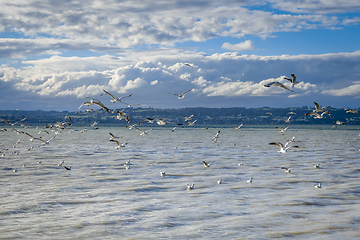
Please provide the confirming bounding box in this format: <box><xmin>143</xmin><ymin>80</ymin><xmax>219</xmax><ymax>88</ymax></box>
<box><xmin>1</xmin><ymin>66</ymin><xmax>359</xmax><ymax>192</ymax></box>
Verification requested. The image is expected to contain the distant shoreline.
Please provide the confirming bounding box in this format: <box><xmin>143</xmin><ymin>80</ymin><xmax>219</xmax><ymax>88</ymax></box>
<box><xmin>1</xmin><ymin>107</ymin><xmax>359</xmax><ymax>125</ymax></box>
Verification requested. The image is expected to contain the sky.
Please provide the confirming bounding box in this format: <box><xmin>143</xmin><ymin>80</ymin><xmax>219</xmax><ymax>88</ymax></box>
<box><xmin>0</xmin><ymin>0</ymin><xmax>360</xmax><ymax>111</ymax></box>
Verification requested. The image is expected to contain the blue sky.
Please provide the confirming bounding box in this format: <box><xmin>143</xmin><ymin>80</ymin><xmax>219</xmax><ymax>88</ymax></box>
<box><xmin>0</xmin><ymin>0</ymin><xmax>360</xmax><ymax>111</ymax></box>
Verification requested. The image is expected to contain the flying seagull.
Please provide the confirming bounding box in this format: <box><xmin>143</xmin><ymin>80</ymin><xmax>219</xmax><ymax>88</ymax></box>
<box><xmin>102</xmin><ymin>89</ymin><xmax>132</xmax><ymax>107</ymax></box>
<box><xmin>202</xmin><ymin>161</ymin><xmax>211</xmax><ymax>167</ymax></box>
<box><xmin>233</xmin><ymin>123</ymin><xmax>244</xmax><ymax>130</ymax></box>
<box><xmin>269</xmin><ymin>142</ymin><xmax>299</xmax><ymax>154</ymax></box>
<box><xmin>212</xmin><ymin>131</ymin><xmax>220</xmax><ymax>143</ymax></box>
<box><xmin>275</xmin><ymin>126</ymin><xmax>289</xmax><ymax>134</ymax></box>
<box><xmin>187</xmin><ymin>183</ymin><xmax>195</xmax><ymax>190</ymax></box>
<box><xmin>283</xmin><ymin>73</ymin><xmax>299</xmax><ymax>88</ymax></box>
<box><xmin>110</xmin><ymin>139</ymin><xmax>128</xmax><ymax>149</ymax></box>
<box><xmin>264</xmin><ymin>81</ymin><xmax>294</xmax><ymax>92</ymax></box>
<box><xmin>168</xmin><ymin>89</ymin><xmax>192</xmax><ymax>99</ymax></box>
<box><xmin>281</xmin><ymin>167</ymin><xmax>291</xmax><ymax>173</ymax></box>
<box><xmin>175</xmin><ymin>63</ymin><xmax>194</xmax><ymax>73</ymax></box>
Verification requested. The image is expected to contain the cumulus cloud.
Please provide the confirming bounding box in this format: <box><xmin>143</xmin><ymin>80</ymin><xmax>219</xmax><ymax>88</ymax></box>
<box><xmin>0</xmin><ymin>0</ymin><xmax>356</xmax><ymax>60</ymax></box>
<box><xmin>221</xmin><ymin>40</ymin><xmax>256</xmax><ymax>51</ymax></box>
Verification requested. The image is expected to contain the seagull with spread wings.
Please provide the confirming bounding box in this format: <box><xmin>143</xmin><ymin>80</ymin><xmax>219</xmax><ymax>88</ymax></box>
<box><xmin>264</xmin><ymin>82</ymin><xmax>294</xmax><ymax>92</ymax></box>
<box><xmin>168</xmin><ymin>89</ymin><xmax>192</xmax><ymax>99</ymax></box>
<box><xmin>283</xmin><ymin>73</ymin><xmax>299</xmax><ymax>88</ymax></box>
<box><xmin>102</xmin><ymin>89</ymin><xmax>132</xmax><ymax>107</ymax></box>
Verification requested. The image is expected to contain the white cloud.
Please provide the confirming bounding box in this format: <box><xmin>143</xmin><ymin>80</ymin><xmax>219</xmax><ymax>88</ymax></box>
<box><xmin>322</xmin><ymin>83</ymin><xmax>360</xmax><ymax>97</ymax></box>
<box><xmin>0</xmin><ymin>0</ymin><xmax>354</xmax><ymax>59</ymax></box>
<box><xmin>221</xmin><ymin>40</ymin><xmax>256</xmax><ymax>51</ymax></box>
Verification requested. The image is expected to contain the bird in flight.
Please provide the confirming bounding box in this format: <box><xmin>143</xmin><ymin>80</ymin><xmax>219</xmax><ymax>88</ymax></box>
<box><xmin>102</xmin><ymin>89</ymin><xmax>132</xmax><ymax>107</ymax></box>
<box><xmin>268</xmin><ymin>141</ymin><xmax>299</xmax><ymax>154</ymax></box>
<box><xmin>168</xmin><ymin>89</ymin><xmax>192</xmax><ymax>99</ymax></box>
<box><xmin>283</xmin><ymin>73</ymin><xmax>299</xmax><ymax>88</ymax></box>
<box><xmin>175</xmin><ymin>63</ymin><xmax>194</xmax><ymax>73</ymax></box>
<box><xmin>264</xmin><ymin>81</ymin><xmax>294</xmax><ymax>92</ymax></box>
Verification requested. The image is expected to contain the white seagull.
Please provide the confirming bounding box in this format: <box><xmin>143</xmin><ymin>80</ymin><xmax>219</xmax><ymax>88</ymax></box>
<box><xmin>275</xmin><ymin>126</ymin><xmax>289</xmax><ymax>133</ymax></box>
<box><xmin>247</xmin><ymin>177</ymin><xmax>253</xmax><ymax>183</ymax></box>
<box><xmin>110</xmin><ymin>139</ymin><xmax>128</xmax><ymax>149</ymax></box>
<box><xmin>283</xmin><ymin>73</ymin><xmax>299</xmax><ymax>88</ymax></box>
<box><xmin>281</xmin><ymin>167</ymin><xmax>291</xmax><ymax>173</ymax></box>
<box><xmin>314</xmin><ymin>163</ymin><xmax>320</xmax><ymax>168</ymax></box>
<box><xmin>175</xmin><ymin>63</ymin><xmax>194</xmax><ymax>73</ymax></box>
<box><xmin>264</xmin><ymin>81</ymin><xmax>294</xmax><ymax>92</ymax></box>
<box><xmin>212</xmin><ymin>131</ymin><xmax>220</xmax><ymax>143</ymax></box>
<box><xmin>183</xmin><ymin>114</ymin><xmax>195</xmax><ymax>122</ymax></box>
<box><xmin>168</xmin><ymin>89</ymin><xmax>192</xmax><ymax>99</ymax></box>
<box><xmin>187</xmin><ymin>183</ymin><xmax>195</xmax><ymax>190</ymax></box>
<box><xmin>217</xmin><ymin>179</ymin><xmax>223</xmax><ymax>184</ymax></box>
<box><xmin>269</xmin><ymin>142</ymin><xmax>299</xmax><ymax>154</ymax></box>
<box><xmin>202</xmin><ymin>161</ymin><xmax>211</xmax><ymax>167</ymax></box>
<box><xmin>160</xmin><ymin>171</ymin><xmax>166</xmax><ymax>177</ymax></box>
<box><xmin>314</xmin><ymin>183</ymin><xmax>322</xmax><ymax>188</ymax></box>
<box><xmin>233</xmin><ymin>123</ymin><xmax>244</xmax><ymax>130</ymax></box>
<box><xmin>102</xmin><ymin>89</ymin><xmax>132</xmax><ymax>107</ymax></box>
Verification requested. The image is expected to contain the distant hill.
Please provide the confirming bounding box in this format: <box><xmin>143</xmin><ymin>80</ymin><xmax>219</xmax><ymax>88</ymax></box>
<box><xmin>0</xmin><ymin>107</ymin><xmax>359</xmax><ymax>127</ymax></box>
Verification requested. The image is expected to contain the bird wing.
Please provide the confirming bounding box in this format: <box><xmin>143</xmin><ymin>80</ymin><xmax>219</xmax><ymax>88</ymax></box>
<box><xmin>269</xmin><ymin>142</ymin><xmax>284</xmax><ymax>149</ymax></box>
<box><xmin>102</xmin><ymin>89</ymin><xmax>117</xmax><ymax>100</ymax></box>
<box><xmin>314</xmin><ymin>102</ymin><xmax>322</xmax><ymax>111</ymax></box>
<box><xmin>181</xmin><ymin>89</ymin><xmax>192</xmax><ymax>96</ymax></box>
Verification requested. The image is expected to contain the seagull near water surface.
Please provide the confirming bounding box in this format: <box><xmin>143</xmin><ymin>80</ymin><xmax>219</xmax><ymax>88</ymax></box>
<box><xmin>269</xmin><ymin>141</ymin><xmax>299</xmax><ymax>154</ymax></box>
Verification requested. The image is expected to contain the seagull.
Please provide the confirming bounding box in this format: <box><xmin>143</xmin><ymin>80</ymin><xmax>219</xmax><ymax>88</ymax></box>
<box><xmin>238</xmin><ymin>161</ymin><xmax>243</xmax><ymax>166</ymax></box>
<box><xmin>182</xmin><ymin>114</ymin><xmax>195</xmax><ymax>122</ymax></box>
<box><xmin>141</xmin><ymin>117</ymin><xmax>154</xmax><ymax>123</ymax></box>
<box><xmin>305</xmin><ymin>111</ymin><xmax>331</xmax><ymax>119</ymax></box>
<box><xmin>187</xmin><ymin>120</ymin><xmax>197</xmax><ymax>126</ymax></box>
<box><xmin>247</xmin><ymin>177</ymin><xmax>253</xmax><ymax>183</ymax></box>
<box><xmin>269</xmin><ymin>142</ymin><xmax>299</xmax><ymax>154</ymax></box>
<box><xmin>90</xmin><ymin>121</ymin><xmax>100</xmax><ymax>127</ymax></box>
<box><xmin>109</xmin><ymin>132</ymin><xmax>120</xmax><ymax>140</ymax></box>
<box><xmin>58</xmin><ymin>160</ymin><xmax>64</xmax><ymax>166</ymax></box>
<box><xmin>175</xmin><ymin>63</ymin><xmax>194</xmax><ymax>73</ymax></box>
<box><xmin>156</xmin><ymin>119</ymin><xmax>167</xmax><ymax>126</ymax></box>
<box><xmin>334</xmin><ymin>120</ymin><xmax>345</xmax><ymax>126</ymax></box>
<box><xmin>212</xmin><ymin>131</ymin><xmax>220</xmax><ymax>143</ymax></box>
<box><xmin>102</xmin><ymin>89</ymin><xmax>132</xmax><ymax>107</ymax></box>
<box><xmin>126</xmin><ymin>123</ymin><xmax>141</xmax><ymax>130</ymax></box>
<box><xmin>313</xmin><ymin>102</ymin><xmax>330</xmax><ymax>113</ymax></box>
<box><xmin>264</xmin><ymin>81</ymin><xmax>294</xmax><ymax>92</ymax></box>
<box><xmin>281</xmin><ymin>167</ymin><xmax>291</xmax><ymax>173</ymax></box>
<box><xmin>187</xmin><ymin>183</ymin><xmax>195</xmax><ymax>190</ymax></box>
<box><xmin>233</xmin><ymin>123</ymin><xmax>244</xmax><ymax>130</ymax></box>
<box><xmin>286</xmin><ymin>136</ymin><xmax>296</xmax><ymax>144</ymax></box>
<box><xmin>134</xmin><ymin>127</ymin><xmax>152</xmax><ymax>136</ymax></box>
<box><xmin>283</xmin><ymin>73</ymin><xmax>299</xmax><ymax>88</ymax></box>
<box><xmin>113</xmin><ymin>109</ymin><xmax>130</xmax><ymax>123</ymax></box>
<box><xmin>63</xmin><ymin>166</ymin><xmax>71</xmax><ymax>170</ymax></box>
<box><xmin>110</xmin><ymin>139</ymin><xmax>128</xmax><ymax>149</ymax></box>
<box><xmin>345</xmin><ymin>108</ymin><xmax>358</xmax><ymax>114</ymax></box>
<box><xmin>284</xmin><ymin>116</ymin><xmax>291</xmax><ymax>123</ymax></box>
<box><xmin>275</xmin><ymin>126</ymin><xmax>289</xmax><ymax>133</ymax></box>
<box><xmin>217</xmin><ymin>179</ymin><xmax>223</xmax><ymax>184</ymax></box>
<box><xmin>160</xmin><ymin>171</ymin><xmax>166</xmax><ymax>177</ymax></box>
<box><xmin>314</xmin><ymin>183</ymin><xmax>322</xmax><ymax>188</ymax></box>
<box><xmin>168</xmin><ymin>89</ymin><xmax>192</xmax><ymax>99</ymax></box>
<box><xmin>314</xmin><ymin>163</ymin><xmax>320</xmax><ymax>168</ymax></box>
<box><xmin>202</xmin><ymin>161</ymin><xmax>211</xmax><ymax>167</ymax></box>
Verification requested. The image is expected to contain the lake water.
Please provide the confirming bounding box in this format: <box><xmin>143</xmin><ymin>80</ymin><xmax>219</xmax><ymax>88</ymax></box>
<box><xmin>1</xmin><ymin>124</ymin><xmax>360</xmax><ymax>239</ymax></box>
